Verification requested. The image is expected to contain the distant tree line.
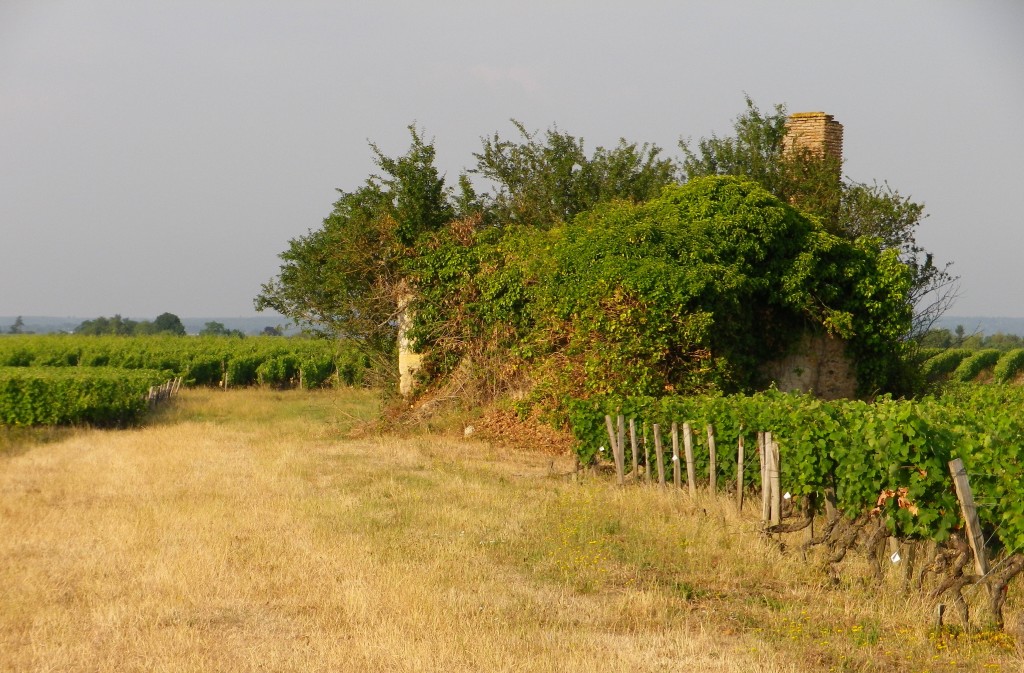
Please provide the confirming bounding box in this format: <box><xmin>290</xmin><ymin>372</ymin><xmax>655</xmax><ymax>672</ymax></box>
<box><xmin>75</xmin><ymin>313</ymin><xmax>186</xmax><ymax>336</ymax></box>
<box><xmin>199</xmin><ymin>321</ymin><xmax>246</xmax><ymax>338</ymax></box>
<box><xmin>920</xmin><ymin>326</ymin><xmax>1024</xmax><ymax>351</ymax></box>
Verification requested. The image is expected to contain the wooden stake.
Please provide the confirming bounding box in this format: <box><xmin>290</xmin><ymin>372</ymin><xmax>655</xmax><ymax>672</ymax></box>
<box><xmin>707</xmin><ymin>423</ymin><xmax>717</xmax><ymax>493</ymax></box>
<box><xmin>948</xmin><ymin>458</ymin><xmax>989</xmax><ymax>577</ymax></box>
<box><xmin>760</xmin><ymin>431</ymin><xmax>770</xmax><ymax>522</ymax></box>
<box><xmin>770</xmin><ymin>440</ymin><xmax>781</xmax><ymax>527</ymax></box>
<box><xmin>629</xmin><ymin>418</ymin><xmax>638</xmax><ymax>477</ymax></box>
<box><xmin>604</xmin><ymin>415</ymin><xmax>618</xmax><ymax>479</ymax></box>
<box><xmin>683</xmin><ymin>422</ymin><xmax>696</xmax><ymax>497</ymax></box>
<box><xmin>736</xmin><ymin>435</ymin><xmax>745</xmax><ymax>511</ymax></box>
<box><xmin>642</xmin><ymin>423</ymin><xmax>650</xmax><ymax>482</ymax></box>
<box><xmin>671</xmin><ymin>422</ymin><xmax>681</xmax><ymax>489</ymax></box>
<box><xmin>653</xmin><ymin>423</ymin><xmax>665</xmax><ymax>487</ymax></box>
<box><xmin>616</xmin><ymin>414</ymin><xmax>626</xmax><ymax>486</ymax></box>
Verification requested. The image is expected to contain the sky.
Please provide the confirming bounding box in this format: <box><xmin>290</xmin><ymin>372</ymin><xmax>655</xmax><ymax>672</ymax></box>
<box><xmin>2</xmin><ymin>1</ymin><xmax>1023</xmax><ymax>319</ymax></box>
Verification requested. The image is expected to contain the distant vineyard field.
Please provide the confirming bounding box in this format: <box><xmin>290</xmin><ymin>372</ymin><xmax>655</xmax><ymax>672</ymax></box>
<box><xmin>0</xmin><ymin>335</ymin><xmax>369</xmax><ymax>388</ymax></box>
<box><xmin>922</xmin><ymin>347</ymin><xmax>1024</xmax><ymax>384</ymax></box>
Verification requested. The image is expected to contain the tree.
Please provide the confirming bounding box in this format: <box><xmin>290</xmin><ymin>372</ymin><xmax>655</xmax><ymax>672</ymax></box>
<box><xmin>370</xmin><ymin>125</ymin><xmax>454</xmax><ymax>246</ymax></box>
<box><xmin>201</xmin><ymin>321</ymin><xmax>244</xmax><ymax>338</ymax></box>
<box><xmin>919</xmin><ymin>328</ymin><xmax>953</xmax><ymax>349</ymax></box>
<box><xmin>76</xmin><ymin>314</ymin><xmax>137</xmax><ymax>335</ymax></box>
<box><xmin>681</xmin><ymin>97</ymin><xmax>956</xmax><ymax>339</ymax></box>
<box><xmin>472</xmin><ymin>121</ymin><xmax>679</xmax><ymax>228</ymax></box>
<box><xmin>256</xmin><ymin>127</ymin><xmax>454</xmax><ymax>357</ymax></box>
<box><xmin>7</xmin><ymin>316</ymin><xmax>25</xmax><ymax>334</ymax></box>
<box><xmin>259</xmin><ymin>122</ymin><xmax>678</xmax><ymax>357</ymax></box>
<box><xmin>152</xmin><ymin>312</ymin><xmax>186</xmax><ymax>335</ymax></box>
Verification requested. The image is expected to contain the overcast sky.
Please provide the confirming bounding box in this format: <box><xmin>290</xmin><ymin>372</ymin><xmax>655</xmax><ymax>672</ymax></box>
<box><xmin>2</xmin><ymin>1</ymin><xmax>1023</xmax><ymax>319</ymax></box>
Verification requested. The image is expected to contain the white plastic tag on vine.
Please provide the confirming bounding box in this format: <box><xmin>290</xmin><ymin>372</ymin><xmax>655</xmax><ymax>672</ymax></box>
<box><xmin>890</xmin><ymin>551</ymin><xmax>901</xmax><ymax>564</ymax></box>
<box><xmin>783</xmin><ymin>492</ymin><xmax>791</xmax><ymax>500</ymax></box>
<box><xmin>672</xmin><ymin>455</ymin><xmax>679</xmax><ymax>462</ymax></box>
<box><xmin>599</xmin><ymin>446</ymin><xmax>605</xmax><ymax>453</ymax></box>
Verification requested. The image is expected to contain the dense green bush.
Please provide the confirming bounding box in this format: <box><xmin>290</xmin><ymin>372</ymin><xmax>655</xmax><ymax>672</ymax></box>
<box><xmin>409</xmin><ymin>176</ymin><xmax>913</xmax><ymax>407</ymax></box>
<box><xmin>225</xmin><ymin>355</ymin><xmax>262</xmax><ymax>387</ymax></box>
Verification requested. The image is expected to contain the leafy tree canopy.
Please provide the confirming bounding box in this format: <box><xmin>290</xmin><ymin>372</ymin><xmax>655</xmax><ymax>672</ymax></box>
<box><xmin>681</xmin><ymin>96</ymin><xmax>956</xmax><ymax>338</ymax></box>
<box><xmin>7</xmin><ymin>316</ymin><xmax>27</xmax><ymax>334</ymax></box>
<box><xmin>152</xmin><ymin>312</ymin><xmax>186</xmax><ymax>336</ymax></box>
<box><xmin>472</xmin><ymin>120</ymin><xmax>679</xmax><ymax>228</ymax></box>
<box><xmin>200</xmin><ymin>321</ymin><xmax>245</xmax><ymax>338</ymax></box>
<box><xmin>255</xmin><ymin>127</ymin><xmax>452</xmax><ymax>356</ymax></box>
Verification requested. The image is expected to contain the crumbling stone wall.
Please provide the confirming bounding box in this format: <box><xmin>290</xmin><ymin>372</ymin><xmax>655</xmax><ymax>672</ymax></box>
<box><xmin>761</xmin><ymin>112</ymin><xmax>858</xmax><ymax>399</ymax></box>
<box><xmin>397</xmin><ymin>290</ymin><xmax>422</xmax><ymax>397</ymax></box>
<box><xmin>761</xmin><ymin>333</ymin><xmax>857</xmax><ymax>400</ymax></box>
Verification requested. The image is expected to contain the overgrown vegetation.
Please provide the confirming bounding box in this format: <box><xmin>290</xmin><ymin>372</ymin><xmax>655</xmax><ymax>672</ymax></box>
<box><xmin>258</xmin><ymin>99</ymin><xmax>945</xmax><ymax>407</ymax></box>
<box><xmin>409</xmin><ymin>176</ymin><xmax>911</xmax><ymax>407</ymax></box>
<box><xmin>571</xmin><ymin>384</ymin><xmax>1024</xmax><ymax>629</ymax></box>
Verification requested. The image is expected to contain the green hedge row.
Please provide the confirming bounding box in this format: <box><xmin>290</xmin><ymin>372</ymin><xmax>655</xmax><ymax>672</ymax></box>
<box><xmin>0</xmin><ymin>367</ymin><xmax>169</xmax><ymax>427</ymax></box>
<box><xmin>569</xmin><ymin>385</ymin><xmax>1024</xmax><ymax>551</ymax></box>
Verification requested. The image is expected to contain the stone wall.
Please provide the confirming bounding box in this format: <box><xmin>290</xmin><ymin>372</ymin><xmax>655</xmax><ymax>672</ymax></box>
<box><xmin>397</xmin><ymin>290</ymin><xmax>422</xmax><ymax>397</ymax></box>
<box><xmin>766</xmin><ymin>112</ymin><xmax>857</xmax><ymax>399</ymax></box>
<box><xmin>761</xmin><ymin>333</ymin><xmax>857</xmax><ymax>400</ymax></box>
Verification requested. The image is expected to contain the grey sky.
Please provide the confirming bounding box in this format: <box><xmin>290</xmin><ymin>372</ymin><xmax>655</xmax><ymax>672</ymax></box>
<box><xmin>2</xmin><ymin>1</ymin><xmax>1023</xmax><ymax>319</ymax></box>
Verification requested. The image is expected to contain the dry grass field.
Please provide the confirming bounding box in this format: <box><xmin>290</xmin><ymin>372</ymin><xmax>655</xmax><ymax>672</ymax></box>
<box><xmin>1</xmin><ymin>389</ymin><xmax>1021</xmax><ymax>672</ymax></box>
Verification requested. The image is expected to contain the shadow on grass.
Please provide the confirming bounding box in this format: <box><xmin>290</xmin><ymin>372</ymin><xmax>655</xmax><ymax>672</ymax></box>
<box><xmin>0</xmin><ymin>425</ymin><xmax>77</xmax><ymax>458</ymax></box>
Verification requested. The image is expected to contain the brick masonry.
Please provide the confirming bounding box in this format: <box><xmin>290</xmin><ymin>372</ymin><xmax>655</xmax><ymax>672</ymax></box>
<box><xmin>763</xmin><ymin>111</ymin><xmax>859</xmax><ymax>399</ymax></box>
<box><xmin>782</xmin><ymin>111</ymin><xmax>844</xmax><ymax>163</ymax></box>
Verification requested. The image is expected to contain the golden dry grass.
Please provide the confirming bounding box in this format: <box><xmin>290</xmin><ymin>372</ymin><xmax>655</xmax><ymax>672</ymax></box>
<box><xmin>1</xmin><ymin>388</ymin><xmax>1021</xmax><ymax>672</ymax></box>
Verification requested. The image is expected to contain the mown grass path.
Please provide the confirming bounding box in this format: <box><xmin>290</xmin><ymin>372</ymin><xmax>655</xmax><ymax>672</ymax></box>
<box><xmin>1</xmin><ymin>390</ymin><xmax>1019</xmax><ymax>672</ymax></box>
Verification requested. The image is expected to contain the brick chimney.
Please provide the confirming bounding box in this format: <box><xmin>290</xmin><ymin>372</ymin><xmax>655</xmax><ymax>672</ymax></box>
<box><xmin>782</xmin><ymin>112</ymin><xmax>843</xmax><ymax>163</ymax></box>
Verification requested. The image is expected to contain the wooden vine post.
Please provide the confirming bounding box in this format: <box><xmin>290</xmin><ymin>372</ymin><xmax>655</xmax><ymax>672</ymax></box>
<box><xmin>760</xmin><ymin>432</ymin><xmax>771</xmax><ymax>522</ymax></box>
<box><xmin>617</xmin><ymin>414</ymin><xmax>627</xmax><ymax>484</ymax></box>
<box><xmin>653</xmin><ymin>423</ymin><xmax>666</xmax><ymax>487</ymax></box>
<box><xmin>671</xmin><ymin>422</ymin><xmax>682</xmax><ymax>489</ymax></box>
<box><xmin>642</xmin><ymin>423</ymin><xmax>650</xmax><ymax>482</ymax></box>
<box><xmin>629</xmin><ymin>419</ymin><xmax>639</xmax><ymax>477</ymax></box>
<box><xmin>770</xmin><ymin>439</ymin><xmax>782</xmax><ymax>527</ymax></box>
<box><xmin>948</xmin><ymin>458</ymin><xmax>989</xmax><ymax>577</ymax></box>
<box><xmin>683</xmin><ymin>422</ymin><xmax>696</xmax><ymax>497</ymax></box>
<box><xmin>707</xmin><ymin>423</ymin><xmax>717</xmax><ymax>493</ymax></box>
<box><xmin>736</xmin><ymin>435</ymin><xmax>745</xmax><ymax>511</ymax></box>
<box><xmin>604</xmin><ymin>415</ymin><xmax>623</xmax><ymax>486</ymax></box>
